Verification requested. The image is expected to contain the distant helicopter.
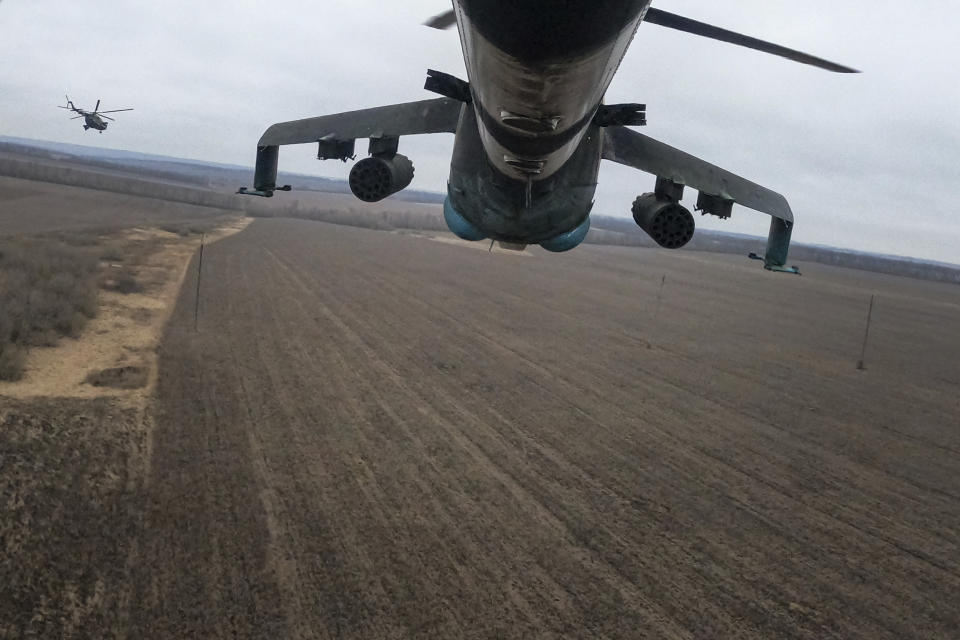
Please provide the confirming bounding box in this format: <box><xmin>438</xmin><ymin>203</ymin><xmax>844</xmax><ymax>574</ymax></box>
<box><xmin>58</xmin><ymin>95</ymin><xmax>133</xmax><ymax>132</ymax></box>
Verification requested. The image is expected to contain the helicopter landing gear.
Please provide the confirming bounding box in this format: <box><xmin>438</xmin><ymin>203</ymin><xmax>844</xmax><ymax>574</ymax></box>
<box><xmin>83</xmin><ymin>125</ymin><xmax>89</xmax><ymax>130</ymax></box>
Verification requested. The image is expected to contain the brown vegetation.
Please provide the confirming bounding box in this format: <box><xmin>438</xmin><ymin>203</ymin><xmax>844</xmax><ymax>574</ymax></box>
<box><xmin>84</xmin><ymin>365</ymin><xmax>148</xmax><ymax>389</ymax></box>
<box><xmin>0</xmin><ymin>172</ymin><xmax>247</xmax><ymax>385</ymax></box>
<box><xmin>0</xmin><ymin>175</ymin><xmax>239</xmax><ymax>237</ymax></box>
<box><xmin>0</xmin><ymin>155</ymin><xmax>245</xmax><ymax>212</ymax></box>
<box><xmin>249</xmin><ymin>198</ymin><xmax>960</xmax><ymax>284</ymax></box>
<box><xmin>1</xmin><ymin>219</ymin><xmax>250</xmax><ymax>399</ymax></box>
<box><xmin>5</xmin><ymin>141</ymin><xmax>955</xmax><ymax>283</ymax></box>
<box><xmin>1</xmin><ymin>214</ymin><xmax>252</xmax><ymax>636</ymax></box>
<box><xmin>158</xmin><ymin>219</ymin><xmax>225</xmax><ymax>237</ymax></box>
<box><xmin>0</xmin><ymin>228</ymin><xmax>164</xmax><ymax>380</ymax></box>
<box><xmin>0</xmin><ymin>397</ymin><xmax>145</xmax><ymax>639</ymax></box>
<box><xmin>0</xmin><ymin>238</ymin><xmax>99</xmax><ymax>380</ymax></box>
<box><xmin>246</xmin><ymin>196</ymin><xmax>449</xmax><ymax>234</ymax></box>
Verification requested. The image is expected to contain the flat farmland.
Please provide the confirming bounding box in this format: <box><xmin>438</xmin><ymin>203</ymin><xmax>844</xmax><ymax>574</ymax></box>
<box><xmin>0</xmin><ymin>175</ymin><xmax>234</xmax><ymax>235</ymax></box>
<box><xmin>127</xmin><ymin>217</ymin><xmax>960</xmax><ymax>638</ymax></box>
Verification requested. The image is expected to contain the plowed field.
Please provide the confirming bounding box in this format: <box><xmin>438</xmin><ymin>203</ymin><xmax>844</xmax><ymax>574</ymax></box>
<box><xmin>121</xmin><ymin>217</ymin><xmax>960</xmax><ymax>638</ymax></box>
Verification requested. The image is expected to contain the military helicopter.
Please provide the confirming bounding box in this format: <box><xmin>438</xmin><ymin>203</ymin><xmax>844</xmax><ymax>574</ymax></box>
<box><xmin>58</xmin><ymin>95</ymin><xmax>133</xmax><ymax>133</ymax></box>
<box><xmin>240</xmin><ymin>2</ymin><xmax>857</xmax><ymax>271</ymax></box>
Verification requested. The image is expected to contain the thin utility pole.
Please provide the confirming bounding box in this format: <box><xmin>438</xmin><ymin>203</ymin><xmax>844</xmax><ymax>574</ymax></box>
<box><xmin>194</xmin><ymin>233</ymin><xmax>205</xmax><ymax>332</ymax></box>
<box><xmin>856</xmin><ymin>294</ymin><xmax>875</xmax><ymax>370</ymax></box>
<box><xmin>653</xmin><ymin>274</ymin><xmax>667</xmax><ymax>323</ymax></box>
<box><xmin>648</xmin><ymin>274</ymin><xmax>666</xmax><ymax>349</ymax></box>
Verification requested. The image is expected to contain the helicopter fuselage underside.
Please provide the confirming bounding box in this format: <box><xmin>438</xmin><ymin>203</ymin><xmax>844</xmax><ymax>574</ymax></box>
<box><xmin>84</xmin><ymin>115</ymin><xmax>107</xmax><ymax>130</ymax></box>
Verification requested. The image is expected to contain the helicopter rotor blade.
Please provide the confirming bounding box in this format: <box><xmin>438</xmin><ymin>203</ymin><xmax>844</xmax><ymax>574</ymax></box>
<box><xmin>94</xmin><ymin>99</ymin><xmax>100</xmax><ymax>112</ymax></box>
<box><xmin>642</xmin><ymin>8</ymin><xmax>859</xmax><ymax>73</ymax></box>
<box><xmin>100</xmin><ymin>114</ymin><xmax>115</xmax><ymax>121</ymax></box>
<box><xmin>421</xmin><ymin>7</ymin><xmax>856</xmax><ymax>72</ymax></box>
<box><xmin>70</xmin><ymin>115</ymin><xmax>85</xmax><ymax>119</ymax></box>
<box><xmin>97</xmin><ymin>108</ymin><xmax>134</xmax><ymax>114</ymax></box>
<box><xmin>424</xmin><ymin>9</ymin><xmax>456</xmax><ymax>29</ymax></box>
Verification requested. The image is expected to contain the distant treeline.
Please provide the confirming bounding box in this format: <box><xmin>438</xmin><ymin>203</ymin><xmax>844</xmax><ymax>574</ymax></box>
<box><xmin>588</xmin><ymin>215</ymin><xmax>960</xmax><ymax>284</ymax></box>
<box><xmin>247</xmin><ymin>199</ymin><xmax>449</xmax><ymax>233</ymax></box>
<box><xmin>0</xmin><ymin>140</ymin><xmax>217</xmax><ymax>188</ymax></box>
<box><xmin>0</xmin><ymin>140</ymin><xmax>445</xmax><ymax>204</ymax></box>
<box><xmin>247</xmin><ymin>203</ymin><xmax>960</xmax><ymax>284</ymax></box>
<box><xmin>3</xmin><ymin>141</ymin><xmax>957</xmax><ymax>284</ymax></box>
<box><xmin>0</xmin><ymin>155</ymin><xmax>246</xmax><ymax>211</ymax></box>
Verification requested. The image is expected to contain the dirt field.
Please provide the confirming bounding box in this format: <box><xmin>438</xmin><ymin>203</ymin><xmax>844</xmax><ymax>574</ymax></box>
<box><xmin>0</xmin><ymin>175</ymin><xmax>249</xmax><ymax>638</ymax></box>
<box><xmin>117</xmin><ymin>218</ymin><xmax>958</xmax><ymax>638</ymax></box>
<box><xmin>2</xmin><ymin>220</ymin><xmax>250</xmax><ymax>399</ymax></box>
<box><xmin>4</xmin><ymin>212</ymin><xmax>960</xmax><ymax>638</ymax></box>
<box><xmin>0</xmin><ymin>175</ymin><xmax>236</xmax><ymax>236</ymax></box>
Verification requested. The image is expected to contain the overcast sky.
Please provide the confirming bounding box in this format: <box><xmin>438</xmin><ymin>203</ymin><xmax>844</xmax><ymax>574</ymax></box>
<box><xmin>2</xmin><ymin>1</ymin><xmax>959</xmax><ymax>263</ymax></box>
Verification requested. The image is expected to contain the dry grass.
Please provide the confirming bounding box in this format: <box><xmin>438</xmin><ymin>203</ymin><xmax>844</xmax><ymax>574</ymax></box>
<box><xmin>83</xmin><ymin>365</ymin><xmax>149</xmax><ymax>389</ymax></box>
<box><xmin>0</xmin><ymin>238</ymin><xmax>99</xmax><ymax>380</ymax></box>
<box><xmin>1</xmin><ymin>218</ymin><xmax>253</xmax><ymax>637</ymax></box>
<box><xmin>0</xmin><ymin>216</ymin><xmax>246</xmax><ymax>384</ymax></box>
<box><xmin>0</xmin><ymin>397</ymin><xmax>145</xmax><ymax>639</ymax></box>
<box><xmin>1</xmin><ymin>218</ymin><xmax>251</xmax><ymax>400</ymax></box>
<box><xmin>158</xmin><ymin>219</ymin><xmax>225</xmax><ymax>237</ymax></box>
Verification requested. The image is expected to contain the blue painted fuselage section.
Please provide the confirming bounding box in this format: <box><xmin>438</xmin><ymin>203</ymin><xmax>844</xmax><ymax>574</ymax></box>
<box><xmin>441</xmin><ymin>0</ymin><xmax>652</xmax><ymax>247</ymax></box>
<box><xmin>446</xmin><ymin>107</ymin><xmax>602</xmax><ymax>245</ymax></box>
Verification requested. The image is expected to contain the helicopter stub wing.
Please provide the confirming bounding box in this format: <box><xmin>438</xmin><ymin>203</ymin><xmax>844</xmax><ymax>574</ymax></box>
<box><xmin>242</xmin><ymin>97</ymin><xmax>464</xmax><ymax>197</ymax></box>
<box><xmin>602</xmin><ymin>125</ymin><xmax>792</xmax><ymax>222</ymax></box>
<box><xmin>601</xmin><ymin>125</ymin><xmax>799</xmax><ymax>272</ymax></box>
<box><xmin>257</xmin><ymin>97</ymin><xmax>462</xmax><ymax>147</ymax></box>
